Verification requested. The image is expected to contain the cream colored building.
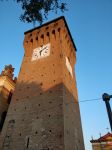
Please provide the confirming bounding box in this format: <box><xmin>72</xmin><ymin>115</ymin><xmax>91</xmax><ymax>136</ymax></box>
<box><xmin>0</xmin><ymin>65</ymin><xmax>16</xmax><ymax>131</ymax></box>
<box><xmin>90</xmin><ymin>132</ymin><xmax>112</xmax><ymax>150</ymax></box>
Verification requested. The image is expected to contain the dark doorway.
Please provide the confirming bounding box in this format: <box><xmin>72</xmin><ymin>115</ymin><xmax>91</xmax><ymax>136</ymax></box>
<box><xmin>0</xmin><ymin>111</ymin><xmax>7</xmax><ymax>131</ymax></box>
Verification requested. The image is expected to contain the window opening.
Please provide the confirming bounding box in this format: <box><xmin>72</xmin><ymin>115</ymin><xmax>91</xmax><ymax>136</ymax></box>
<box><xmin>30</xmin><ymin>39</ymin><xmax>33</xmax><ymax>42</ymax></box>
<box><xmin>26</xmin><ymin>137</ymin><xmax>30</xmax><ymax>148</ymax></box>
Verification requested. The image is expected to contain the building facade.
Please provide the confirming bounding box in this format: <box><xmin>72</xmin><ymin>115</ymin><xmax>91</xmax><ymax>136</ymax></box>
<box><xmin>0</xmin><ymin>65</ymin><xmax>16</xmax><ymax>132</ymax></box>
<box><xmin>90</xmin><ymin>132</ymin><xmax>112</xmax><ymax>150</ymax></box>
<box><xmin>0</xmin><ymin>16</ymin><xmax>85</xmax><ymax>150</ymax></box>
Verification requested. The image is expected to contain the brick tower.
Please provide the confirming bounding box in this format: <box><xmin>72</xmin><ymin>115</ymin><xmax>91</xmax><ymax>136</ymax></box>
<box><xmin>0</xmin><ymin>17</ymin><xmax>85</xmax><ymax>150</ymax></box>
<box><xmin>0</xmin><ymin>65</ymin><xmax>16</xmax><ymax>132</ymax></box>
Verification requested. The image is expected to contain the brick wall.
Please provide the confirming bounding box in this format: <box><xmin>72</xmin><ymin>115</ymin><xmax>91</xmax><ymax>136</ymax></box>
<box><xmin>0</xmin><ymin>17</ymin><xmax>85</xmax><ymax>150</ymax></box>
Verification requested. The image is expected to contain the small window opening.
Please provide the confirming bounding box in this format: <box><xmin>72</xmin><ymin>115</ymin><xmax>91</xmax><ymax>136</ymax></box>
<box><xmin>46</xmin><ymin>32</ymin><xmax>49</xmax><ymax>36</ymax></box>
<box><xmin>49</xmin><ymin>130</ymin><xmax>52</xmax><ymax>133</ymax></box>
<box><xmin>46</xmin><ymin>26</ymin><xmax>49</xmax><ymax>30</ymax></box>
<box><xmin>54</xmin><ymin>22</ymin><xmax>58</xmax><ymax>26</ymax></box>
<box><xmin>26</xmin><ymin>137</ymin><xmax>30</xmax><ymax>148</ymax></box>
<box><xmin>52</xmin><ymin>30</ymin><xmax>56</xmax><ymax>39</ymax></box>
<box><xmin>30</xmin><ymin>39</ymin><xmax>33</xmax><ymax>42</ymax></box>
<box><xmin>41</xmin><ymin>34</ymin><xmax>44</xmax><ymax>38</ymax></box>
<box><xmin>58</xmin><ymin>28</ymin><xmax>61</xmax><ymax>32</ymax></box>
<box><xmin>36</xmin><ymin>36</ymin><xmax>38</xmax><ymax>40</ymax></box>
<box><xmin>52</xmin><ymin>30</ymin><xmax>55</xmax><ymax>34</ymax></box>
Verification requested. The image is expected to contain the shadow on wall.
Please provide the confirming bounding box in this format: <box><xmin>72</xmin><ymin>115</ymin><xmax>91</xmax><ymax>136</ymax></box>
<box><xmin>0</xmin><ymin>111</ymin><xmax>7</xmax><ymax>132</ymax></box>
<box><xmin>0</xmin><ymin>81</ymin><xmax>83</xmax><ymax>150</ymax></box>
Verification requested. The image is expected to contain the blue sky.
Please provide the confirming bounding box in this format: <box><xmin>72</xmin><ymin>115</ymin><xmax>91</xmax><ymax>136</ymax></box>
<box><xmin>0</xmin><ymin>0</ymin><xmax>112</xmax><ymax>149</ymax></box>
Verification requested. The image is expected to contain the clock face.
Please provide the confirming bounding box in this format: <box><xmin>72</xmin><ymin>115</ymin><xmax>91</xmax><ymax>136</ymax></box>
<box><xmin>65</xmin><ymin>57</ymin><xmax>73</xmax><ymax>77</ymax></box>
<box><xmin>31</xmin><ymin>43</ymin><xmax>50</xmax><ymax>61</ymax></box>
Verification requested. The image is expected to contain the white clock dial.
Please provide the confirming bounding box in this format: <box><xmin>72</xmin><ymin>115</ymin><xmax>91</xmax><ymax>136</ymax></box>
<box><xmin>31</xmin><ymin>43</ymin><xmax>50</xmax><ymax>61</ymax></box>
<box><xmin>66</xmin><ymin>57</ymin><xmax>73</xmax><ymax>77</ymax></box>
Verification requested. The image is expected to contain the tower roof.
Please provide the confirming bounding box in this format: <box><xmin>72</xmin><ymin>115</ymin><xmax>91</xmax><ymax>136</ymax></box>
<box><xmin>24</xmin><ymin>16</ymin><xmax>77</xmax><ymax>51</ymax></box>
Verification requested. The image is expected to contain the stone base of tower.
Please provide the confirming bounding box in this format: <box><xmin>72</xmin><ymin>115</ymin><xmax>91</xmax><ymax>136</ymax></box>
<box><xmin>0</xmin><ymin>83</ymin><xmax>84</xmax><ymax>150</ymax></box>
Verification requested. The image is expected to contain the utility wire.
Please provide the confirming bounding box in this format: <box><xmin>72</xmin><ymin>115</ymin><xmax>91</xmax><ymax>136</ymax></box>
<box><xmin>78</xmin><ymin>98</ymin><xmax>102</xmax><ymax>103</ymax></box>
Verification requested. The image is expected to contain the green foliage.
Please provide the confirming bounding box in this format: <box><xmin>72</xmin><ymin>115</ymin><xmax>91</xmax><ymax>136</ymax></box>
<box><xmin>16</xmin><ymin>0</ymin><xmax>67</xmax><ymax>24</ymax></box>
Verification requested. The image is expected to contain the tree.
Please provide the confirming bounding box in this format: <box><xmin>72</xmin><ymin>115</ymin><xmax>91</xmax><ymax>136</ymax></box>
<box><xmin>16</xmin><ymin>0</ymin><xmax>67</xmax><ymax>24</ymax></box>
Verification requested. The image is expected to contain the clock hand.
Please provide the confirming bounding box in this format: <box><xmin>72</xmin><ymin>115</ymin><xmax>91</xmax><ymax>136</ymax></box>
<box><xmin>39</xmin><ymin>48</ymin><xmax>44</xmax><ymax>56</ymax></box>
<box><xmin>39</xmin><ymin>50</ymin><xmax>42</xmax><ymax>56</ymax></box>
<box><xmin>39</xmin><ymin>46</ymin><xmax>48</xmax><ymax>56</ymax></box>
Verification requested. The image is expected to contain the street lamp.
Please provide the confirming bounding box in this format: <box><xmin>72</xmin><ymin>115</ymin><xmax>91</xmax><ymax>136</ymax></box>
<box><xmin>102</xmin><ymin>93</ymin><xmax>112</xmax><ymax>132</ymax></box>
